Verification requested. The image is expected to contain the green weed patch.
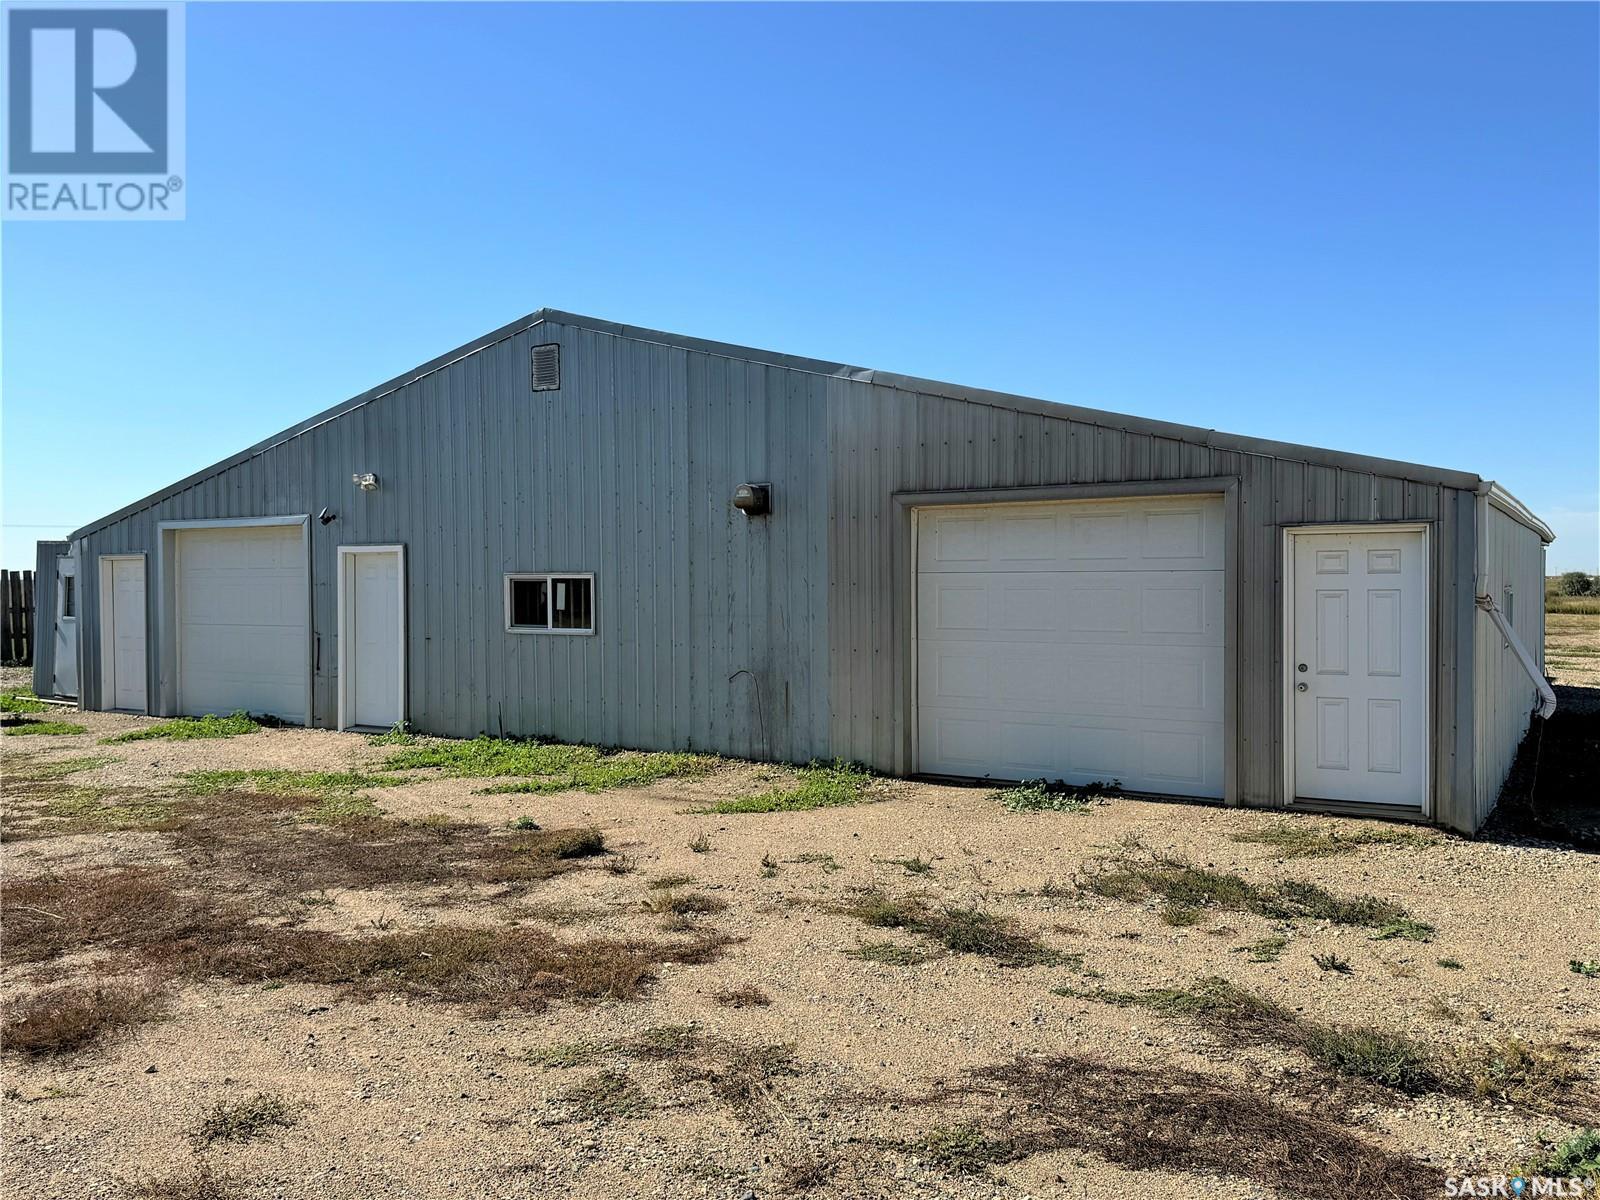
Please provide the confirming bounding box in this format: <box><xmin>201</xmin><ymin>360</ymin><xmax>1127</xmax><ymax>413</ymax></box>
<box><xmin>698</xmin><ymin>761</ymin><xmax>876</xmax><ymax>814</ymax></box>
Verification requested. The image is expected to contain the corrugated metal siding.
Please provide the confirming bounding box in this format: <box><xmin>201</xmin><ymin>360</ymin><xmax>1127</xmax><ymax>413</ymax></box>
<box><xmin>1472</xmin><ymin>502</ymin><xmax>1546</xmax><ymax>823</ymax></box>
<box><xmin>825</xmin><ymin>379</ymin><xmax>1482</xmax><ymax>831</ymax></box>
<box><xmin>70</xmin><ymin>309</ymin><xmax>1509</xmax><ymax>830</ymax></box>
<box><xmin>31</xmin><ymin>540</ymin><xmax>67</xmax><ymax>697</ymax></box>
<box><xmin>72</xmin><ymin>321</ymin><xmax>830</xmax><ymax>763</ymax></box>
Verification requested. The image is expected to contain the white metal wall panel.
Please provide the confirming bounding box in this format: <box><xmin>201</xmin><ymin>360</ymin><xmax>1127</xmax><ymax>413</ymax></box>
<box><xmin>1473</xmin><ymin>503</ymin><xmax>1547</xmax><ymax>823</ymax></box>
<box><xmin>916</xmin><ymin>497</ymin><xmax>1225</xmax><ymax>797</ymax></box>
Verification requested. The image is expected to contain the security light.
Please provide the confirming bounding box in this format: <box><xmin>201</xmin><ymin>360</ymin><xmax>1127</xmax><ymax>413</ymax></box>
<box><xmin>733</xmin><ymin>482</ymin><xmax>770</xmax><ymax>516</ymax></box>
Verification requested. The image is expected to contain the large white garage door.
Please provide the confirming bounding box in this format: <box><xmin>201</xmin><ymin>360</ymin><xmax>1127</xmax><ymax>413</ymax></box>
<box><xmin>176</xmin><ymin>525</ymin><xmax>309</xmax><ymax>724</ymax></box>
<box><xmin>916</xmin><ymin>495</ymin><xmax>1225</xmax><ymax>798</ymax></box>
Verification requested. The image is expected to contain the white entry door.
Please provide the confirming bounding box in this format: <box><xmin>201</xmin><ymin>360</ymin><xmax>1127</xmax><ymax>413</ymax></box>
<box><xmin>101</xmin><ymin>557</ymin><xmax>147</xmax><ymax>712</ymax></box>
<box><xmin>915</xmin><ymin>495</ymin><xmax>1225</xmax><ymax>798</ymax></box>
<box><xmin>52</xmin><ymin>557</ymin><xmax>78</xmax><ymax>698</ymax></box>
<box><xmin>1291</xmin><ymin>528</ymin><xmax>1428</xmax><ymax>808</ymax></box>
<box><xmin>340</xmin><ymin>547</ymin><xmax>404</xmax><ymax>730</ymax></box>
<box><xmin>176</xmin><ymin>525</ymin><xmax>309</xmax><ymax>723</ymax></box>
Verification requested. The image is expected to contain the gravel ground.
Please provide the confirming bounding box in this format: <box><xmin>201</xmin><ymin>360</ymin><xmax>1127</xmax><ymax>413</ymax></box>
<box><xmin>2</xmin><ymin>707</ymin><xmax>1597</xmax><ymax>1200</ymax></box>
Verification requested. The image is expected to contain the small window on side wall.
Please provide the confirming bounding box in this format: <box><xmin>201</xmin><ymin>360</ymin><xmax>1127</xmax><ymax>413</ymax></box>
<box><xmin>506</xmin><ymin>573</ymin><xmax>594</xmax><ymax>635</ymax></box>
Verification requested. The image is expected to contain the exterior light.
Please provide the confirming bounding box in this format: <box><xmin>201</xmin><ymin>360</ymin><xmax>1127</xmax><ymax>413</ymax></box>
<box><xmin>733</xmin><ymin>483</ymin><xmax>771</xmax><ymax>516</ymax></box>
<box><xmin>353</xmin><ymin>473</ymin><xmax>379</xmax><ymax>491</ymax></box>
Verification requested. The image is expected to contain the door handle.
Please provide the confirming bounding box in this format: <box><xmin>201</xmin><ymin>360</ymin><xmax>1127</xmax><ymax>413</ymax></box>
<box><xmin>1296</xmin><ymin>682</ymin><xmax>1308</xmax><ymax>693</ymax></box>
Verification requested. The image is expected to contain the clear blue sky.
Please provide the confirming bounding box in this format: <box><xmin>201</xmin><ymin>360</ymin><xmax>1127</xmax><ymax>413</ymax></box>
<box><xmin>3</xmin><ymin>2</ymin><xmax>1596</xmax><ymax>569</ymax></box>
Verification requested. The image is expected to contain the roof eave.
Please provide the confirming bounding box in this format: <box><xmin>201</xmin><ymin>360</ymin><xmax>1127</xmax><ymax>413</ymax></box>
<box><xmin>1480</xmin><ymin>481</ymin><xmax>1556</xmax><ymax>543</ymax></box>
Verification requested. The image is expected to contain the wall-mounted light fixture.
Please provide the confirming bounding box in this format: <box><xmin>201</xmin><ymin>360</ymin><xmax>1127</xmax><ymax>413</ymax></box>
<box><xmin>317</xmin><ymin>508</ymin><xmax>337</xmax><ymax>525</ymax></box>
<box><xmin>352</xmin><ymin>473</ymin><xmax>379</xmax><ymax>491</ymax></box>
<box><xmin>732</xmin><ymin>483</ymin><xmax>771</xmax><ymax>516</ymax></box>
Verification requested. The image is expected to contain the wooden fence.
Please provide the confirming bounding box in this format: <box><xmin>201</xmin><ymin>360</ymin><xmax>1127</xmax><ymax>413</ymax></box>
<box><xmin>2</xmin><ymin>569</ymin><xmax>36</xmax><ymax>665</ymax></box>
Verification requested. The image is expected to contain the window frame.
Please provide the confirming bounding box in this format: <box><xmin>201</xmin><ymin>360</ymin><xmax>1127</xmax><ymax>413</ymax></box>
<box><xmin>504</xmin><ymin>572</ymin><xmax>596</xmax><ymax>636</ymax></box>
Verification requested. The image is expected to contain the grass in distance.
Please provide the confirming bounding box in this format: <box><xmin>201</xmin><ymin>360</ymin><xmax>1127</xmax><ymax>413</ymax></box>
<box><xmin>908</xmin><ymin>1123</ymin><xmax>1016</xmax><ymax>1175</ymax></box>
<box><xmin>41</xmin><ymin>791</ymin><xmax>179</xmax><ymax>833</ymax></box>
<box><xmin>882</xmin><ymin>854</ymin><xmax>934</xmax><ymax>876</ymax></box>
<box><xmin>837</xmin><ymin>891</ymin><xmax>1062</xmax><ymax>967</ymax></box>
<box><xmin>1237</xmin><ymin>935</ymin><xmax>1289</xmax><ymax>963</ymax></box>
<box><xmin>383</xmin><ymin>735</ymin><xmax>716</xmax><ymax>794</ymax></box>
<box><xmin>103</xmin><ymin>711</ymin><xmax>260</xmax><ymax>744</ymax></box>
<box><xmin>1062</xmin><ymin>975</ymin><xmax>1441</xmax><ymax>1094</ymax></box>
<box><xmin>558</xmin><ymin>1070</ymin><xmax>651</xmax><ymax>1121</ymax></box>
<box><xmin>5</xmin><ymin>753</ymin><xmax>112</xmax><ymax>780</ymax></box>
<box><xmin>4</xmin><ymin>865</ymin><xmax>730</xmax><ymax>1043</ymax></box>
<box><xmin>1061</xmin><ymin>974</ymin><xmax>1588</xmax><ymax>1116</ymax></box>
<box><xmin>899</xmin><ymin>1052</ymin><xmax>1443</xmax><ymax>1199</ymax></box>
<box><xmin>1</xmin><ymin>753</ymin><xmax>117</xmax><ymax>824</ymax></box>
<box><xmin>180</xmin><ymin>768</ymin><xmax>402</xmax><ymax>823</ymax></box>
<box><xmin>1545</xmin><ymin>586</ymin><xmax>1600</xmax><ymax>616</ymax></box>
<box><xmin>130</xmin><ymin>1166</ymin><xmax>240</xmax><ymax>1200</ymax></box>
<box><xmin>192</xmin><ymin>1093</ymin><xmax>298</xmax><ymax>1146</ymax></box>
<box><xmin>2</xmin><ymin>980</ymin><xmax>167</xmax><ymax>1056</ymax></box>
<box><xmin>1231</xmin><ymin>819</ymin><xmax>1437</xmax><ymax>859</ymax></box>
<box><xmin>712</xmin><ymin>984</ymin><xmax>771</xmax><ymax>1008</ymax></box>
<box><xmin>2</xmin><ymin>719</ymin><xmax>87</xmax><ymax>736</ymax></box>
<box><xmin>1</xmin><ymin>690</ymin><xmax>48</xmax><ymax>713</ymax></box>
<box><xmin>990</xmin><ymin>778</ymin><xmax>1118</xmax><ymax>813</ymax></box>
<box><xmin>643</xmin><ymin>890</ymin><xmax>727</xmax><ymax>917</ymax></box>
<box><xmin>1522</xmin><ymin>1129</ymin><xmax>1600</xmax><ymax>1182</ymax></box>
<box><xmin>1082</xmin><ymin>851</ymin><xmax>1435</xmax><ymax>941</ymax></box>
<box><xmin>698</xmin><ymin>760</ymin><xmax>876</xmax><ymax>814</ymax></box>
<box><xmin>528</xmin><ymin>1025</ymin><xmax>799</xmax><ymax>1122</ymax></box>
<box><xmin>847</xmin><ymin>939</ymin><xmax>941</xmax><ymax>966</ymax></box>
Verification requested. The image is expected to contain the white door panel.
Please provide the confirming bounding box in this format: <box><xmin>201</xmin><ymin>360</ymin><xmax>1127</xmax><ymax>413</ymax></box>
<box><xmin>107</xmin><ymin>558</ymin><xmax>147</xmax><ymax>711</ymax></box>
<box><xmin>177</xmin><ymin>526</ymin><xmax>307</xmax><ymax>724</ymax></box>
<box><xmin>917</xmin><ymin>571</ymin><xmax>1224</xmax><ymax>644</ymax></box>
<box><xmin>1291</xmin><ymin>529</ymin><xmax>1427</xmax><ymax>808</ymax></box>
<box><xmin>916</xmin><ymin>496</ymin><xmax>1225</xmax><ymax>799</ymax></box>
<box><xmin>921</xmin><ymin>497</ymin><xmax>1225</xmax><ymax>573</ymax></box>
<box><xmin>346</xmin><ymin>549</ymin><xmax>403</xmax><ymax>729</ymax></box>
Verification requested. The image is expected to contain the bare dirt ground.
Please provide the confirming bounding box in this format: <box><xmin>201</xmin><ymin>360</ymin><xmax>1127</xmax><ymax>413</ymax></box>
<box><xmin>2</xmin><ymin>703</ymin><xmax>1597</xmax><ymax>1200</ymax></box>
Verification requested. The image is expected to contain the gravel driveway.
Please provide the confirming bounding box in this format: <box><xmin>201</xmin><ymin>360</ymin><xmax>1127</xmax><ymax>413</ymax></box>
<box><xmin>2</xmin><ymin>706</ymin><xmax>1596</xmax><ymax>1200</ymax></box>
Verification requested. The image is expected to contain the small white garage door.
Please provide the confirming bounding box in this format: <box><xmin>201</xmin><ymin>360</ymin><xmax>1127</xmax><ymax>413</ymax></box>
<box><xmin>916</xmin><ymin>495</ymin><xmax>1225</xmax><ymax>798</ymax></box>
<box><xmin>176</xmin><ymin>525</ymin><xmax>309</xmax><ymax>724</ymax></box>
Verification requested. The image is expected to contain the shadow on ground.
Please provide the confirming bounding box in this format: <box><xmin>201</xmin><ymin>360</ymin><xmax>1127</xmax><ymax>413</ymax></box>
<box><xmin>1484</xmin><ymin>683</ymin><xmax>1600</xmax><ymax>851</ymax></box>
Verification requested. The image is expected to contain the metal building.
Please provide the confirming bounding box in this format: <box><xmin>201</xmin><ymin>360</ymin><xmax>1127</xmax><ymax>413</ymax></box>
<box><xmin>55</xmin><ymin>309</ymin><xmax>1554</xmax><ymax>832</ymax></box>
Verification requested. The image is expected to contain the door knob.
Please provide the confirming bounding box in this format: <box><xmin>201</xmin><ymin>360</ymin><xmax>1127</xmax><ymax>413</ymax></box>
<box><xmin>1296</xmin><ymin>682</ymin><xmax>1308</xmax><ymax>692</ymax></box>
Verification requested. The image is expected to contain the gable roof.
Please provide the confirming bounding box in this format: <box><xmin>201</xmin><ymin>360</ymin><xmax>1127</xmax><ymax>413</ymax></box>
<box><xmin>73</xmin><ymin>307</ymin><xmax>1523</xmax><ymax>541</ymax></box>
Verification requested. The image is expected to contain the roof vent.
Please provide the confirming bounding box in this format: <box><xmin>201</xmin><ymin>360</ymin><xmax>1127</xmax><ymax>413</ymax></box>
<box><xmin>531</xmin><ymin>343</ymin><xmax>561</xmax><ymax>391</ymax></box>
